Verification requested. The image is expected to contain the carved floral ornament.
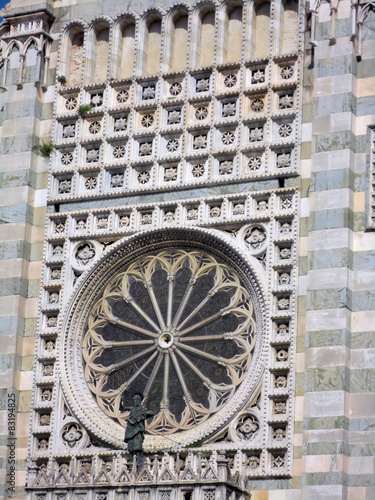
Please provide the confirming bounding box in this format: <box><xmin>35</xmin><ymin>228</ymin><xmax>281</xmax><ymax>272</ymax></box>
<box><xmin>59</xmin><ymin>228</ymin><xmax>267</xmax><ymax>449</ymax></box>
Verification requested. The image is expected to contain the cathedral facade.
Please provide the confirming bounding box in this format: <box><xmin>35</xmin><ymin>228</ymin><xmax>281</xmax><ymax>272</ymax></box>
<box><xmin>0</xmin><ymin>0</ymin><xmax>374</xmax><ymax>498</ymax></box>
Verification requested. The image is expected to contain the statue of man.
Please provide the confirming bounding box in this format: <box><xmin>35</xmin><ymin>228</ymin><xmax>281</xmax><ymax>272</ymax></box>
<box><xmin>120</xmin><ymin>392</ymin><xmax>154</xmax><ymax>466</ymax></box>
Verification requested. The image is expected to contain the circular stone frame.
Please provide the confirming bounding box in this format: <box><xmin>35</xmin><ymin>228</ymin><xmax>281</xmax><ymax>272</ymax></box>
<box><xmin>59</xmin><ymin>227</ymin><xmax>268</xmax><ymax>450</ymax></box>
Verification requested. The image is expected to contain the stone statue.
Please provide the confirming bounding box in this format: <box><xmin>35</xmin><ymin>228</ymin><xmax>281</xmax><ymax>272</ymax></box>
<box><xmin>120</xmin><ymin>392</ymin><xmax>154</xmax><ymax>466</ymax></box>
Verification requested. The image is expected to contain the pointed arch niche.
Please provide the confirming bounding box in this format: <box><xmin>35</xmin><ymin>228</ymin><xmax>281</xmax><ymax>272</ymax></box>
<box><xmin>252</xmin><ymin>0</ymin><xmax>270</xmax><ymax>59</ymax></box>
<box><xmin>87</xmin><ymin>21</ymin><xmax>110</xmax><ymax>83</ymax></box>
<box><xmin>169</xmin><ymin>9</ymin><xmax>189</xmax><ymax>72</ymax></box>
<box><xmin>117</xmin><ymin>18</ymin><xmax>136</xmax><ymax>79</ymax></box>
<box><xmin>62</xmin><ymin>26</ymin><xmax>84</xmax><ymax>86</ymax></box>
<box><xmin>6</xmin><ymin>43</ymin><xmax>21</xmax><ymax>85</ymax></box>
<box><xmin>223</xmin><ymin>2</ymin><xmax>243</xmax><ymax>63</ymax></box>
<box><xmin>23</xmin><ymin>40</ymin><xmax>39</xmax><ymax>83</ymax></box>
<box><xmin>280</xmin><ymin>0</ymin><xmax>298</xmax><ymax>54</ymax></box>
<box><xmin>142</xmin><ymin>14</ymin><xmax>162</xmax><ymax>76</ymax></box>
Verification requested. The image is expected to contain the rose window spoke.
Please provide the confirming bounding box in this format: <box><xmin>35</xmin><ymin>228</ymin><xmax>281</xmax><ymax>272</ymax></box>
<box><xmin>83</xmin><ymin>250</ymin><xmax>257</xmax><ymax>434</ymax></box>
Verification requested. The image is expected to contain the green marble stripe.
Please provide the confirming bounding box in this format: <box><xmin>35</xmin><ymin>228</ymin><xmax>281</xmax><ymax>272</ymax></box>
<box><xmin>307</xmin><ymin>289</ymin><xmax>351</xmax><ymax>310</ymax></box>
<box><xmin>0</xmin><ymin>205</ymin><xmax>46</xmax><ymax>226</ymax></box>
<box><xmin>355</xmin><ymin>95</ymin><xmax>375</xmax><ymax>117</ymax></box>
<box><xmin>0</xmin><ymin>169</ymin><xmax>48</xmax><ymax>190</ymax></box>
<box><xmin>299</xmin><ymin>255</ymin><xmax>309</xmax><ymax>275</ymax></box>
<box><xmin>24</xmin><ymin>317</ymin><xmax>38</xmax><ymax>337</ymax></box>
<box><xmin>313</xmin><ymin>94</ymin><xmax>353</xmax><ymax>116</ymax></box>
<box><xmin>0</xmin><ymin>277</ymin><xmax>40</xmax><ymax>298</ymax></box>
<box><xmin>0</xmin><ymin>316</ymin><xmax>25</xmax><ymax>336</ymax></box>
<box><xmin>314</xmin><ymin>131</ymin><xmax>353</xmax><ymax>154</ymax></box>
<box><xmin>357</xmin><ymin>58</ymin><xmax>375</xmax><ymax>78</ymax></box>
<box><xmin>311</xmin><ymin>169</ymin><xmax>350</xmax><ymax>191</ymax></box>
<box><xmin>247</xmin><ymin>478</ymin><xmax>300</xmax><ymax>490</ymax></box>
<box><xmin>304</xmin><ymin>416</ymin><xmax>349</xmax><ymax>431</ymax></box>
<box><xmin>304</xmin><ymin>366</ymin><xmax>348</xmax><ymax>392</ymax></box>
<box><xmin>0</xmin><ymin>240</ymin><xmax>43</xmax><ymax>263</ymax></box>
<box><xmin>0</xmin><ymin>241</ymin><xmax>31</xmax><ymax>261</ymax></box>
<box><xmin>295</xmin><ymin>372</ymin><xmax>304</xmax><ymax>396</ymax></box>
<box><xmin>294</xmin><ymin>421</ymin><xmax>303</xmax><ymax>434</ymax></box>
<box><xmin>347</xmin><ymin>474</ymin><xmax>375</xmax><ymax>487</ymax></box>
<box><xmin>302</xmin><ymin>472</ymin><xmax>347</xmax><ymax>486</ymax></box>
<box><xmin>303</xmin><ymin>442</ymin><xmax>346</xmax><ymax>456</ymax></box>
<box><xmin>349</xmin><ymin>417</ymin><xmax>375</xmax><ymax>431</ymax></box>
<box><xmin>308</xmin><ymin>330</ymin><xmax>351</xmax><ymax>348</ymax></box>
<box><xmin>302</xmin><ymin>440</ymin><xmax>375</xmax><ymax>458</ymax></box>
<box><xmin>35</xmin><ymin>99</ymin><xmax>54</xmax><ymax>120</ymax></box>
<box><xmin>350</xmin><ymin>369</ymin><xmax>375</xmax><ymax>392</ymax></box>
<box><xmin>0</xmin><ymin>353</ymin><xmax>30</xmax><ymax>373</ymax></box>
<box><xmin>0</xmin><ymin>135</ymin><xmax>37</xmax><ymax>155</ymax></box>
<box><xmin>315</xmin><ymin>55</ymin><xmax>357</xmax><ymax>78</ymax></box>
<box><xmin>308</xmin><ymin>208</ymin><xmax>353</xmax><ymax>231</ymax></box>
<box><xmin>351</xmin><ymin>332</ymin><xmax>375</xmax><ymax>349</ymax></box>
<box><xmin>58</xmin><ymin>179</ymin><xmax>281</xmax><ymax>212</ymax></box>
<box><xmin>307</xmin><ymin>289</ymin><xmax>375</xmax><ymax>312</ymax></box>
<box><xmin>308</xmin><ymin>249</ymin><xmax>352</xmax><ymax>271</ymax></box>
<box><xmin>18</xmin><ymin>390</ymin><xmax>32</xmax><ymax>412</ymax></box>
<box><xmin>299</xmin><ymin>216</ymin><xmax>309</xmax><ymax>237</ymax></box>
<box><xmin>316</xmin><ymin>19</ymin><xmax>352</xmax><ymax>41</ymax></box>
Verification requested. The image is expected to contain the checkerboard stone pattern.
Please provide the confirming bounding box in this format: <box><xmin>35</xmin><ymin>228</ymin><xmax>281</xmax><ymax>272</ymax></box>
<box><xmin>0</xmin><ymin>0</ymin><xmax>374</xmax><ymax>499</ymax></box>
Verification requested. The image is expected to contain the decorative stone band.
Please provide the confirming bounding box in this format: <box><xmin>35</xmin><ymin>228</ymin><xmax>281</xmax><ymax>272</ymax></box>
<box><xmin>26</xmin><ymin>449</ymin><xmax>250</xmax><ymax>497</ymax></box>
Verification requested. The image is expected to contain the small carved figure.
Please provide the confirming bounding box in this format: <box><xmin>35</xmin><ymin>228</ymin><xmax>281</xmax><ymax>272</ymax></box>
<box><xmin>120</xmin><ymin>392</ymin><xmax>154</xmax><ymax>466</ymax></box>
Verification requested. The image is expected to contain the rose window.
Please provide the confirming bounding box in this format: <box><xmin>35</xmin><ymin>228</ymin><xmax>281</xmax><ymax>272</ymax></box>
<box><xmin>83</xmin><ymin>249</ymin><xmax>257</xmax><ymax>436</ymax></box>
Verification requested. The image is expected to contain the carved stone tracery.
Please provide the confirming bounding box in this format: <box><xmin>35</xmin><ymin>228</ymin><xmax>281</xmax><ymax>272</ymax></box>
<box><xmin>60</xmin><ymin>228</ymin><xmax>267</xmax><ymax>450</ymax></box>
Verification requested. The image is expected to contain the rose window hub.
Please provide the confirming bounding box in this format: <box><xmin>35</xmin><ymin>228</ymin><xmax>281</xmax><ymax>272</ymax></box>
<box><xmin>158</xmin><ymin>331</ymin><xmax>175</xmax><ymax>350</ymax></box>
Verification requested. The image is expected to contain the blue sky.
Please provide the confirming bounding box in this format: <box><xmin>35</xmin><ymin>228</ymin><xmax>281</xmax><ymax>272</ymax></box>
<box><xmin>0</xmin><ymin>0</ymin><xmax>8</xmax><ymax>22</ymax></box>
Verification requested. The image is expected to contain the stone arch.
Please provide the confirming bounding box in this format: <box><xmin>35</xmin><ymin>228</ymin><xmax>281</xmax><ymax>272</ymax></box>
<box><xmin>87</xmin><ymin>19</ymin><xmax>111</xmax><ymax>83</ymax></box>
<box><xmin>114</xmin><ymin>15</ymin><xmax>137</xmax><ymax>79</ymax></box>
<box><xmin>168</xmin><ymin>6</ymin><xmax>190</xmax><ymax>71</ymax></box>
<box><xmin>221</xmin><ymin>0</ymin><xmax>243</xmax><ymax>63</ymax></box>
<box><xmin>61</xmin><ymin>23</ymin><xmax>86</xmax><ymax>86</ymax></box>
<box><xmin>5</xmin><ymin>41</ymin><xmax>22</xmax><ymax>85</ymax></box>
<box><xmin>192</xmin><ymin>3</ymin><xmax>217</xmax><ymax>68</ymax></box>
<box><xmin>280</xmin><ymin>0</ymin><xmax>299</xmax><ymax>54</ymax></box>
<box><xmin>251</xmin><ymin>0</ymin><xmax>270</xmax><ymax>59</ymax></box>
<box><xmin>23</xmin><ymin>37</ymin><xmax>39</xmax><ymax>83</ymax></box>
<box><xmin>140</xmin><ymin>11</ymin><xmax>163</xmax><ymax>76</ymax></box>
